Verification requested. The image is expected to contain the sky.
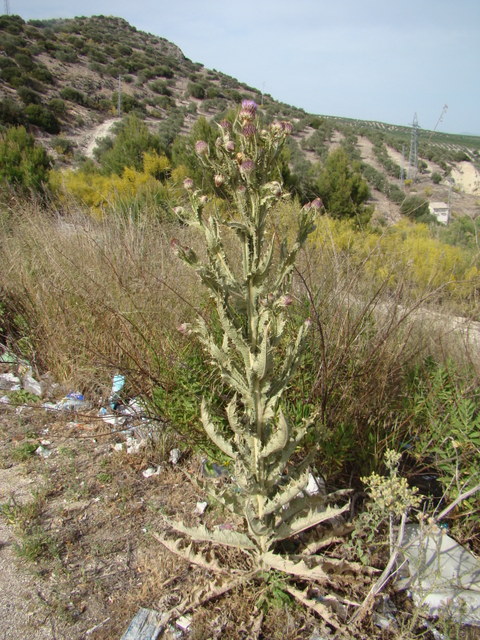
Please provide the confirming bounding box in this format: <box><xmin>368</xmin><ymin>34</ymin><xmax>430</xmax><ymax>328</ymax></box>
<box><xmin>8</xmin><ymin>0</ymin><xmax>480</xmax><ymax>135</ymax></box>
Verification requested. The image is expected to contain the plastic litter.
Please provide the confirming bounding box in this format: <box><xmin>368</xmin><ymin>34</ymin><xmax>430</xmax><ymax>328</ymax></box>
<box><xmin>0</xmin><ymin>350</ymin><xmax>18</xmax><ymax>363</ymax></box>
<box><xmin>169</xmin><ymin>448</ymin><xmax>181</xmax><ymax>465</ymax></box>
<box><xmin>142</xmin><ymin>466</ymin><xmax>162</xmax><ymax>478</ymax></box>
<box><xmin>194</xmin><ymin>501</ymin><xmax>208</xmax><ymax>515</ymax></box>
<box><xmin>0</xmin><ymin>372</ymin><xmax>21</xmax><ymax>391</ymax></box>
<box><xmin>120</xmin><ymin>397</ymin><xmax>145</xmax><ymax>417</ymax></box>
<box><xmin>305</xmin><ymin>472</ymin><xmax>327</xmax><ymax>497</ymax></box>
<box><xmin>176</xmin><ymin>615</ymin><xmax>192</xmax><ymax>631</ymax></box>
<box><xmin>109</xmin><ymin>373</ymin><xmax>125</xmax><ymax>409</ymax></box>
<box><xmin>201</xmin><ymin>459</ymin><xmax>229</xmax><ymax>477</ymax></box>
<box><xmin>396</xmin><ymin>523</ymin><xmax>480</xmax><ymax>626</ymax></box>
<box><xmin>23</xmin><ymin>373</ymin><xmax>42</xmax><ymax>397</ymax></box>
<box><xmin>98</xmin><ymin>407</ymin><xmax>127</xmax><ymax>426</ymax></box>
<box><xmin>55</xmin><ymin>392</ymin><xmax>89</xmax><ymax>412</ymax></box>
<box><xmin>126</xmin><ymin>436</ymin><xmax>144</xmax><ymax>455</ymax></box>
<box><xmin>35</xmin><ymin>445</ymin><xmax>52</xmax><ymax>458</ymax></box>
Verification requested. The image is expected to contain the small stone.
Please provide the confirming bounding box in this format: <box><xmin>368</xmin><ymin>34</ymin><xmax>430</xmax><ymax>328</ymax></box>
<box><xmin>169</xmin><ymin>448</ymin><xmax>181</xmax><ymax>465</ymax></box>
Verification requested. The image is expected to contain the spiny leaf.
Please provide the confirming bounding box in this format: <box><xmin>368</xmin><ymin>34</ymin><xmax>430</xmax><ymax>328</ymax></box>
<box><xmin>274</xmin><ymin>502</ymin><xmax>350</xmax><ymax>541</ymax></box>
<box><xmin>285</xmin><ymin>585</ymin><xmax>343</xmax><ymax>631</ymax></box>
<box><xmin>201</xmin><ymin>398</ymin><xmax>235</xmax><ymax>459</ymax></box>
<box><xmin>153</xmin><ymin>532</ymin><xmax>227</xmax><ymax>573</ymax></box>
<box><xmin>260</xmin><ymin>409</ymin><xmax>289</xmax><ymax>459</ymax></box>
<box><xmin>262</xmin><ymin>552</ymin><xmax>329</xmax><ymax>582</ymax></box>
<box><xmin>263</xmin><ymin>467</ymin><xmax>310</xmax><ymax>516</ymax></box>
<box><xmin>166</xmin><ymin>521</ymin><xmax>256</xmax><ymax>550</ymax></box>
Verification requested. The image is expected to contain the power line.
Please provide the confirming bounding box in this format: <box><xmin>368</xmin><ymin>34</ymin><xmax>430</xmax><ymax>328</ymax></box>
<box><xmin>407</xmin><ymin>113</ymin><xmax>419</xmax><ymax>181</ymax></box>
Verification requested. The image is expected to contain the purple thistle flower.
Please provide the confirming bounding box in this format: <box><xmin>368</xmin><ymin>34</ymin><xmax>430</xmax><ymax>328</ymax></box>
<box><xmin>281</xmin><ymin>121</ymin><xmax>293</xmax><ymax>135</ymax></box>
<box><xmin>225</xmin><ymin>140</ymin><xmax>235</xmax><ymax>152</ymax></box>
<box><xmin>195</xmin><ymin>140</ymin><xmax>209</xmax><ymax>155</ymax></box>
<box><xmin>214</xmin><ymin>174</ymin><xmax>225</xmax><ymax>187</ymax></box>
<box><xmin>183</xmin><ymin>177</ymin><xmax>194</xmax><ymax>190</ymax></box>
<box><xmin>219</xmin><ymin>119</ymin><xmax>232</xmax><ymax>131</ymax></box>
<box><xmin>241</xmin><ymin>99</ymin><xmax>257</xmax><ymax>115</ymax></box>
<box><xmin>242</xmin><ymin>123</ymin><xmax>257</xmax><ymax>138</ymax></box>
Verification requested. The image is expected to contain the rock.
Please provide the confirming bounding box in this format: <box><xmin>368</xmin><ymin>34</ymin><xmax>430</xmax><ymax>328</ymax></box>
<box><xmin>396</xmin><ymin>523</ymin><xmax>480</xmax><ymax>626</ymax></box>
<box><xmin>169</xmin><ymin>448</ymin><xmax>181</xmax><ymax>465</ymax></box>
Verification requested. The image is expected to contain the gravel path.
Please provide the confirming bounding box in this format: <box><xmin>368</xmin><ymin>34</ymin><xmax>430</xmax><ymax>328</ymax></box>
<box><xmin>0</xmin><ymin>468</ymin><xmax>53</xmax><ymax>640</ymax></box>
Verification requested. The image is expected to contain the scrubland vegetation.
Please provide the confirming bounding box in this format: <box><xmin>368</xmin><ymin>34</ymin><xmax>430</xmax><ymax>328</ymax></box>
<box><xmin>1</xmin><ymin>12</ymin><xmax>480</xmax><ymax>638</ymax></box>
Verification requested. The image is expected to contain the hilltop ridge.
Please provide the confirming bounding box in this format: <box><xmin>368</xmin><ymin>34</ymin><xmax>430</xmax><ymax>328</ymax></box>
<box><xmin>1</xmin><ymin>13</ymin><xmax>479</xmax><ymax>221</ymax></box>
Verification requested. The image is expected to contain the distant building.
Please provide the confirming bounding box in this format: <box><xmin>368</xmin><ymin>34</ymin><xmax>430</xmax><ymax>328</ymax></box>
<box><xmin>429</xmin><ymin>201</ymin><xmax>450</xmax><ymax>225</ymax></box>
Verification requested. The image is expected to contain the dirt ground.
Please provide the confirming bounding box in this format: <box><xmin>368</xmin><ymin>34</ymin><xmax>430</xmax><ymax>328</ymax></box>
<box><xmin>0</xmin><ymin>395</ymin><xmax>328</xmax><ymax>640</ymax></box>
<box><xmin>1</xmin><ymin>376</ymin><xmax>479</xmax><ymax>640</ymax></box>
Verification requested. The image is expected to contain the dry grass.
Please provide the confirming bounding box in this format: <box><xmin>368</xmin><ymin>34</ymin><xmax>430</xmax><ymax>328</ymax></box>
<box><xmin>0</xmin><ymin>201</ymin><xmax>204</xmax><ymax>393</ymax></box>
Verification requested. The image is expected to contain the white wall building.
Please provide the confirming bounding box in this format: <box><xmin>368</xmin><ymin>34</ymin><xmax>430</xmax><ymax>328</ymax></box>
<box><xmin>429</xmin><ymin>201</ymin><xmax>450</xmax><ymax>225</ymax></box>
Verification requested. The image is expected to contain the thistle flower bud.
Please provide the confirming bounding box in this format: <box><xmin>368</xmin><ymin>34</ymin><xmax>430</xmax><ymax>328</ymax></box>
<box><xmin>225</xmin><ymin>140</ymin><xmax>235</xmax><ymax>152</ymax></box>
<box><xmin>242</xmin><ymin>123</ymin><xmax>257</xmax><ymax>138</ymax></box>
<box><xmin>183</xmin><ymin>177</ymin><xmax>194</xmax><ymax>191</ymax></box>
<box><xmin>278</xmin><ymin>294</ymin><xmax>294</xmax><ymax>307</ymax></box>
<box><xmin>310</xmin><ymin>198</ymin><xmax>324</xmax><ymax>210</ymax></box>
<box><xmin>270</xmin><ymin>120</ymin><xmax>283</xmax><ymax>134</ymax></box>
<box><xmin>170</xmin><ymin>237</ymin><xmax>180</xmax><ymax>253</ymax></box>
<box><xmin>172</xmin><ymin>206</ymin><xmax>184</xmax><ymax>217</ymax></box>
<box><xmin>199</xmin><ymin>195</ymin><xmax>208</xmax><ymax>205</ymax></box>
<box><xmin>219</xmin><ymin>120</ymin><xmax>232</xmax><ymax>132</ymax></box>
<box><xmin>214</xmin><ymin>174</ymin><xmax>225</xmax><ymax>187</ymax></box>
<box><xmin>265</xmin><ymin>181</ymin><xmax>282</xmax><ymax>197</ymax></box>
<box><xmin>195</xmin><ymin>140</ymin><xmax>208</xmax><ymax>155</ymax></box>
<box><xmin>240</xmin><ymin>159</ymin><xmax>255</xmax><ymax>175</ymax></box>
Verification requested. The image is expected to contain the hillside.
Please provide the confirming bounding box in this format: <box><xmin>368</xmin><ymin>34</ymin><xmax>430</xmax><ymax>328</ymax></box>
<box><xmin>1</xmin><ymin>13</ymin><xmax>479</xmax><ymax>222</ymax></box>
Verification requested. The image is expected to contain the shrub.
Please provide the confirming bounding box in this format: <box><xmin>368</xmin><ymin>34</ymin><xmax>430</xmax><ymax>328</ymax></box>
<box><xmin>94</xmin><ymin>114</ymin><xmax>162</xmax><ymax>174</ymax></box>
<box><xmin>400</xmin><ymin>194</ymin><xmax>430</xmax><ymax>220</ymax></box>
<box><xmin>48</xmin><ymin>98</ymin><xmax>66</xmax><ymax>116</ymax></box>
<box><xmin>0</xmin><ymin>125</ymin><xmax>52</xmax><ymax>194</ymax></box>
<box><xmin>186</xmin><ymin>82</ymin><xmax>205</xmax><ymax>100</ymax></box>
<box><xmin>17</xmin><ymin>86</ymin><xmax>42</xmax><ymax>105</ymax></box>
<box><xmin>317</xmin><ymin>147</ymin><xmax>371</xmax><ymax>221</ymax></box>
<box><xmin>149</xmin><ymin>80</ymin><xmax>171</xmax><ymax>96</ymax></box>
<box><xmin>0</xmin><ymin>98</ymin><xmax>24</xmax><ymax>126</ymax></box>
<box><xmin>24</xmin><ymin>104</ymin><xmax>60</xmax><ymax>134</ymax></box>
<box><xmin>60</xmin><ymin>86</ymin><xmax>87</xmax><ymax>106</ymax></box>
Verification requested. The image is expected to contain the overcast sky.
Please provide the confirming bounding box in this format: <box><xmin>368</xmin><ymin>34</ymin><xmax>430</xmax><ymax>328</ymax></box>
<box><xmin>9</xmin><ymin>0</ymin><xmax>480</xmax><ymax>135</ymax></box>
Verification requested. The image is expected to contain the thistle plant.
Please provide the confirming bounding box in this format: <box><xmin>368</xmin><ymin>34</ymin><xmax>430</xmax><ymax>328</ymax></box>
<box><xmin>157</xmin><ymin>101</ymin><xmax>352</xmax><ymax>592</ymax></box>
